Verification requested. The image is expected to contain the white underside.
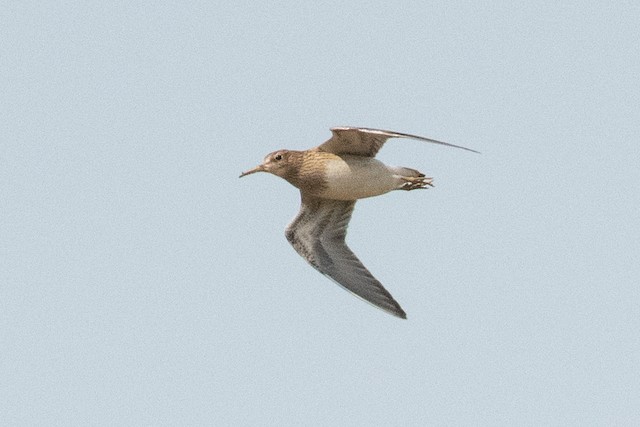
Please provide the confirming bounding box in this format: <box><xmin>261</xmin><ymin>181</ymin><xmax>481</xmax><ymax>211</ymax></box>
<box><xmin>318</xmin><ymin>156</ymin><xmax>406</xmax><ymax>200</ymax></box>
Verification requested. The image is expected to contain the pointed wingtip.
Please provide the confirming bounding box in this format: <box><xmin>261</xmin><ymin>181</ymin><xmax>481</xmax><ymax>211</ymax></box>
<box><xmin>395</xmin><ymin>306</ymin><xmax>407</xmax><ymax>319</ymax></box>
<box><xmin>331</xmin><ymin>126</ymin><xmax>481</xmax><ymax>154</ymax></box>
<box><xmin>385</xmin><ymin>302</ymin><xmax>407</xmax><ymax>319</ymax></box>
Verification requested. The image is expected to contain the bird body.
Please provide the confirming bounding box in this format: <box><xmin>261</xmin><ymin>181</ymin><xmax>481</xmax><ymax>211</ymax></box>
<box><xmin>312</xmin><ymin>154</ymin><xmax>415</xmax><ymax>200</ymax></box>
<box><xmin>240</xmin><ymin>127</ymin><xmax>478</xmax><ymax>318</ymax></box>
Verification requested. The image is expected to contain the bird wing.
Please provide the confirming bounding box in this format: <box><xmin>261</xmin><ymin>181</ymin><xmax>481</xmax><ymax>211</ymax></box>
<box><xmin>315</xmin><ymin>126</ymin><xmax>479</xmax><ymax>157</ymax></box>
<box><xmin>285</xmin><ymin>193</ymin><xmax>407</xmax><ymax>318</ymax></box>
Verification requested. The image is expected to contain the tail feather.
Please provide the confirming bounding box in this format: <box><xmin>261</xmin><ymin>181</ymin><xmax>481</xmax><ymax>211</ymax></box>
<box><xmin>389</xmin><ymin>166</ymin><xmax>425</xmax><ymax>177</ymax></box>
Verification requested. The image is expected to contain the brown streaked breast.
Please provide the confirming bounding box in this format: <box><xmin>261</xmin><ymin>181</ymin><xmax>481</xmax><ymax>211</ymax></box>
<box><xmin>283</xmin><ymin>150</ymin><xmax>334</xmax><ymax>196</ymax></box>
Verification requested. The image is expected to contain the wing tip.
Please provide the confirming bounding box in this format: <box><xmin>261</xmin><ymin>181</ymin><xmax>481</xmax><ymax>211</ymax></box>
<box><xmin>329</xmin><ymin>126</ymin><xmax>480</xmax><ymax>154</ymax></box>
<box><xmin>389</xmin><ymin>304</ymin><xmax>407</xmax><ymax>319</ymax></box>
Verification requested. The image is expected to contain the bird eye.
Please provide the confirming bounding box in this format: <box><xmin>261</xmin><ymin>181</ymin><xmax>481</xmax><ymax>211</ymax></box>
<box><xmin>274</xmin><ymin>154</ymin><xmax>283</xmax><ymax>161</ymax></box>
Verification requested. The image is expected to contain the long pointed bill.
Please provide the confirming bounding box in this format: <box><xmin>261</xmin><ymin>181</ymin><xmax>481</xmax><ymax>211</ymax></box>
<box><xmin>239</xmin><ymin>164</ymin><xmax>265</xmax><ymax>178</ymax></box>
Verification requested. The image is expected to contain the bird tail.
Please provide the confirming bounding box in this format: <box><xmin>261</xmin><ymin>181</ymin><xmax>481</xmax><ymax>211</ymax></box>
<box><xmin>388</xmin><ymin>166</ymin><xmax>425</xmax><ymax>178</ymax></box>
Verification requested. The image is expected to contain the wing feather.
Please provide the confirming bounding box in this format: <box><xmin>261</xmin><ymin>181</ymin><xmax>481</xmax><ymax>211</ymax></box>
<box><xmin>316</xmin><ymin>126</ymin><xmax>479</xmax><ymax>157</ymax></box>
<box><xmin>285</xmin><ymin>193</ymin><xmax>407</xmax><ymax>318</ymax></box>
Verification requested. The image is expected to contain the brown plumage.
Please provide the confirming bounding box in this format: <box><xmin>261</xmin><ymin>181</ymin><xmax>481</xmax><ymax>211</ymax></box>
<box><xmin>240</xmin><ymin>126</ymin><xmax>478</xmax><ymax>318</ymax></box>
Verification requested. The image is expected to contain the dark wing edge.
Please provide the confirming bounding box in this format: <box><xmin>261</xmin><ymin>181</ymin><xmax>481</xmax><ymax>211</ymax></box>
<box><xmin>285</xmin><ymin>194</ymin><xmax>407</xmax><ymax>319</ymax></box>
<box><xmin>316</xmin><ymin>126</ymin><xmax>480</xmax><ymax>157</ymax></box>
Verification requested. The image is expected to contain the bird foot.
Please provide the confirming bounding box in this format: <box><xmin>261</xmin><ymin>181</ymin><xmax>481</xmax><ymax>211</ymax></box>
<box><xmin>399</xmin><ymin>176</ymin><xmax>434</xmax><ymax>190</ymax></box>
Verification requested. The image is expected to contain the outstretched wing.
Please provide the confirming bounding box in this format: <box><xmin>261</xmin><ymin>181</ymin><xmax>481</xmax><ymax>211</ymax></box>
<box><xmin>316</xmin><ymin>126</ymin><xmax>479</xmax><ymax>157</ymax></box>
<box><xmin>285</xmin><ymin>193</ymin><xmax>406</xmax><ymax>318</ymax></box>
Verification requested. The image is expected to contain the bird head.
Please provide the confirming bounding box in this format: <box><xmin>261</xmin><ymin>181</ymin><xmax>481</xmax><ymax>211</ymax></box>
<box><xmin>239</xmin><ymin>150</ymin><xmax>294</xmax><ymax>179</ymax></box>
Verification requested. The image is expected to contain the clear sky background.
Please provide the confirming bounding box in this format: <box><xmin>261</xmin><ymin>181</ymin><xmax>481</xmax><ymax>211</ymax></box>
<box><xmin>2</xmin><ymin>1</ymin><xmax>639</xmax><ymax>425</ymax></box>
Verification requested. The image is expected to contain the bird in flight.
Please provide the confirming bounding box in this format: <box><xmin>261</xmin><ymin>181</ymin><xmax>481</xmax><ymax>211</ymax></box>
<box><xmin>240</xmin><ymin>127</ymin><xmax>478</xmax><ymax>318</ymax></box>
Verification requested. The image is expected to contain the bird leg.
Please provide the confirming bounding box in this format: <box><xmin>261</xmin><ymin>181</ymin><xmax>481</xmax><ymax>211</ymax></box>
<box><xmin>398</xmin><ymin>175</ymin><xmax>434</xmax><ymax>190</ymax></box>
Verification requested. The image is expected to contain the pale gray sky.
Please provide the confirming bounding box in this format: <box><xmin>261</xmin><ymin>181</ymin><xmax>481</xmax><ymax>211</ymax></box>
<box><xmin>2</xmin><ymin>1</ymin><xmax>640</xmax><ymax>425</ymax></box>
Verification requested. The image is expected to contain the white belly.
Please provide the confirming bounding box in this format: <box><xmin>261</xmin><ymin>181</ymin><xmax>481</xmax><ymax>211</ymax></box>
<box><xmin>319</xmin><ymin>156</ymin><xmax>399</xmax><ymax>200</ymax></box>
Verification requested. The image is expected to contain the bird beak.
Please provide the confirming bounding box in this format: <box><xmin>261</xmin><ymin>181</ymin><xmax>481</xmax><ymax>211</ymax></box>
<box><xmin>239</xmin><ymin>164</ymin><xmax>265</xmax><ymax>178</ymax></box>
